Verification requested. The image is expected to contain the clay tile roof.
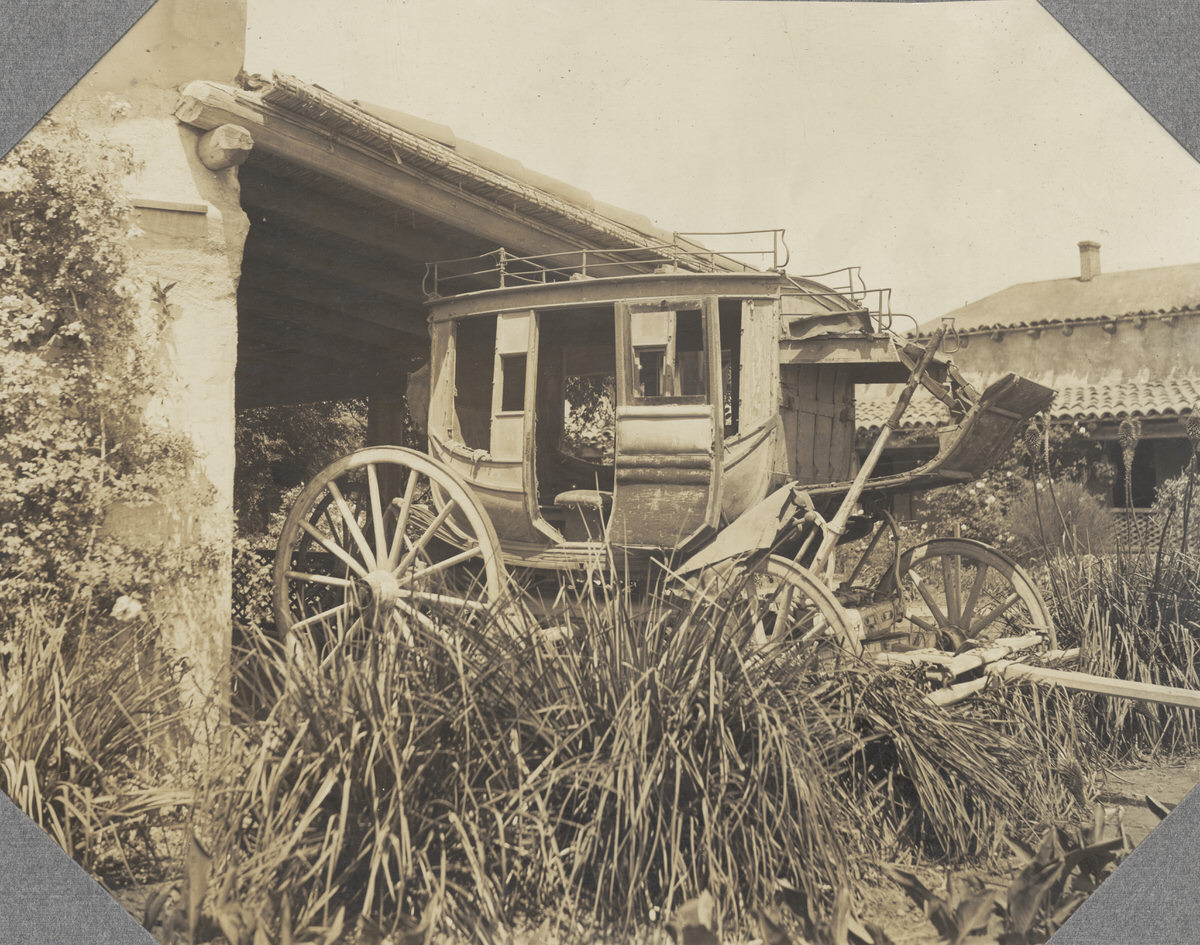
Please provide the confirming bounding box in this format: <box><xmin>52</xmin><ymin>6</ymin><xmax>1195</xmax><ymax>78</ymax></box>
<box><xmin>926</xmin><ymin>262</ymin><xmax>1200</xmax><ymax>334</ymax></box>
<box><xmin>855</xmin><ymin>388</ymin><xmax>949</xmax><ymax>433</ymax></box>
<box><xmin>1053</xmin><ymin>377</ymin><xmax>1200</xmax><ymax>421</ymax></box>
<box><xmin>856</xmin><ymin>376</ymin><xmax>1200</xmax><ymax>434</ymax></box>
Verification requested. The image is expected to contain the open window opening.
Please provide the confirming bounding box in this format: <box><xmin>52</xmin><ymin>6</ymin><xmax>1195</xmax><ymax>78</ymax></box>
<box><xmin>629</xmin><ymin>304</ymin><xmax>707</xmax><ymax>403</ymax></box>
<box><xmin>498</xmin><ymin>353</ymin><xmax>527</xmax><ymax>413</ymax></box>
<box><xmin>453</xmin><ymin>315</ymin><xmax>496</xmax><ymax>450</ymax></box>
<box><xmin>534</xmin><ymin>306</ymin><xmax>617</xmax><ymax>510</ymax></box>
<box><xmin>719</xmin><ymin>300</ymin><xmax>741</xmax><ymax>436</ymax></box>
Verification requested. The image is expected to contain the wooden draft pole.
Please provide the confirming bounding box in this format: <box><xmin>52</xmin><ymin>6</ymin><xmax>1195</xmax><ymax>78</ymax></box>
<box><xmin>808</xmin><ymin>325</ymin><xmax>949</xmax><ymax>575</ymax></box>
<box><xmin>929</xmin><ymin>657</ymin><xmax>1200</xmax><ymax>710</ymax></box>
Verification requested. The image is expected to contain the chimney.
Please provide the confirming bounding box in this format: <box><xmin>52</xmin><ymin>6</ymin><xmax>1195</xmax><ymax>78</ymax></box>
<box><xmin>1078</xmin><ymin>240</ymin><xmax>1101</xmax><ymax>281</ymax></box>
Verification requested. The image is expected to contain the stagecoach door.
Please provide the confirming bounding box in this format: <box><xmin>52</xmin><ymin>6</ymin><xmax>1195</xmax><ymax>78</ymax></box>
<box><xmin>610</xmin><ymin>297</ymin><xmax>722</xmax><ymax>548</ymax></box>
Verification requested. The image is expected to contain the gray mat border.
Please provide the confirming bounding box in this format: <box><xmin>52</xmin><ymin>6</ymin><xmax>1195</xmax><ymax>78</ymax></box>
<box><xmin>1</xmin><ymin>1</ymin><xmax>1198</xmax><ymax>942</ymax></box>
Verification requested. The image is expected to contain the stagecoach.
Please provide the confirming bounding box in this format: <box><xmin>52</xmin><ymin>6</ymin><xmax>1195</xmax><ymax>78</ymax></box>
<box><xmin>273</xmin><ymin>235</ymin><xmax>1060</xmax><ymax>662</ymax></box>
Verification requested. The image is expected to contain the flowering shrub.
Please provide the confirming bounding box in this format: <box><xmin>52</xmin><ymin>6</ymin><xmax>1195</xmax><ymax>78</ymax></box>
<box><xmin>0</xmin><ymin>119</ymin><xmax>202</xmax><ymax>620</ymax></box>
<box><xmin>908</xmin><ymin>421</ymin><xmax>1114</xmax><ymax>555</ymax></box>
<box><xmin>0</xmin><ymin>119</ymin><xmax>202</xmax><ymax>878</ymax></box>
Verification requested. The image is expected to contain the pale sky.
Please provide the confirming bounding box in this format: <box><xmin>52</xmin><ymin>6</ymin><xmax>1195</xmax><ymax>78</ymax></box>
<box><xmin>243</xmin><ymin>0</ymin><xmax>1200</xmax><ymax>321</ymax></box>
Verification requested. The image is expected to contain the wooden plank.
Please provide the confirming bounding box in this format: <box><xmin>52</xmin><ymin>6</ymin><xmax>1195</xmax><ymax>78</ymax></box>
<box><xmin>992</xmin><ymin>661</ymin><xmax>1200</xmax><ymax>710</ymax></box>
<box><xmin>239</xmin><ymin>162</ymin><xmax>470</xmax><ymax>263</ymax></box>
<box><xmin>495</xmin><ymin>311</ymin><xmax>533</xmax><ymax>354</ymax></box>
<box><xmin>828</xmin><ymin>368</ymin><xmax>855</xmax><ymax>480</ymax></box>
<box><xmin>796</xmin><ymin>402</ymin><xmax>817</xmax><ymax>483</ymax></box>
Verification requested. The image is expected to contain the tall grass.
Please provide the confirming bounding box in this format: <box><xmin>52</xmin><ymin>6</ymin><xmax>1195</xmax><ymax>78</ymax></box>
<box><xmin>0</xmin><ymin>601</ymin><xmax>188</xmax><ymax>880</ymax></box>
<box><xmin>1022</xmin><ymin>425</ymin><xmax>1200</xmax><ymax>759</ymax></box>
<box><xmin>835</xmin><ymin>666</ymin><xmax>1084</xmax><ymax>865</ymax></box>
<box><xmin>200</xmin><ymin>578</ymin><xmax>858</xmax><ymax>938</ymax></box>
<box><xmin>188</xmin><ymin>567</ymin><xmax>1089</xmax><ymax>941</ymax></box>
<box><xmin>1047</xmin><ymin>549</ymin><xmax>1200</xmax><ymax>757</ymax></box>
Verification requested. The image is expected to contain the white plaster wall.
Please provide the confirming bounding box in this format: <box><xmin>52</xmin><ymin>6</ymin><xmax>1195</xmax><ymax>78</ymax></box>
<box><xmin>43</xmin><ymin>0</ymin><xmax>249</xmax><ymax>715</ymax></box>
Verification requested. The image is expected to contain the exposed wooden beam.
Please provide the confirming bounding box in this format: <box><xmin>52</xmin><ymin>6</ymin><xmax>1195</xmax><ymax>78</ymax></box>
<box><xmin>240</xmin><ymin>286</ymin><xmax>425</xmax><ymax>349</ymax></box>
<box><xmin>237</xmin><ymin>366</ymin><xmax>370</xmax><ymax>410</ymax></box>
<box><xmin>243</xmin><ymin>228</ymin><xmax>425</xmax><ymax>308</ymax></box>
<box><xmin>198</xmin><ymin>124</ymin><xmax>254</xmax><ymax>170</ymax></box>
<box><xmin>177</xmin><ymin>82</ymin><xmax>608</xmax><ymax>259</ymax></box>
<box><xmin>239</xmin><ymin>162</ymin><xmax>473</xmax><ymax>265</ymax></box>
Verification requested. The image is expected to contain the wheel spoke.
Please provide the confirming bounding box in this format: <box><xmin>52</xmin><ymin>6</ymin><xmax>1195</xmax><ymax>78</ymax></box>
<box><xmin>393</xmin><ymin>597</ymin><xmax>441</xmax><ymax>636</ymax></box>
<box><xmin>321</xmin><ymin>506</ymin><xmax>341</xmax><ymax>545</ymax></box>
<box><xmin>942</xmin><ymin>555</ymin><xmax>961</xmax><ymax>624</ymax></box>
<box><xmin>286</xmin><ymin>570</ymin><xmax>354</xmax><ymax>588</ymax></box>
<box><xmin>367</xmin><ymin>463</ymin><xmax>388</xmax><ymax>566</ymax></box>
<box><xmin>969</xmin><ymin>592</ymin><xmax>1020</xmax><ymax>636</ymax></box>
<box><xmin>401</xmin><ymin>590</ymin><xmax>489</xmax><ymax>611</ymax></box>
<box><xmin>403</xmin><ymin>544</ymin><xmax>482</xmax><ymax>585</ymax></box>
<box><xmin>908</xmin><ymin>613</ymin><xmax>938</xmax><ymax>634</ymax></box>
<box><xmin>396</xmin><ymin>500</ymin><xmax>459</xmax><ymax>576</ymax></box>
<box><xmin>960</xmin><ymin>563</ymin><xmax>990</xmax><ymax>627</ymax></box>
<box><xmin>327</xmin><ymin>480</ymin><xmax>376</xmax><ymax>570</ymax></box>
<box><xmin>908</xmin><ymin>569</ymin><xmax>950</xmax><ymax>628</ymax></box>
<box><xmin>300</xmin><ymin>520</ymin><xmax>370</xmax><ymax>579</ymax></box>
<box><xmin>291</xmin><ymin>601</ymin><xmax>353</xmax><ymax>632</ymax></box>
<box><xmin>387</xmin><ymin>470</ymin><xmax>419</xmax><ymax>568</ymax></box>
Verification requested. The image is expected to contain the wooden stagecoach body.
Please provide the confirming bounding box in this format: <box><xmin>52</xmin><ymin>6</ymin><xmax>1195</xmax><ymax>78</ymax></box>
<box><xmin>274</xmin><ymin>240</ymin><xmax>1200</xmax><ymax>715</ymax></box>
<box><xmin>423</xmin><ymin>269</ymin><xmax>956</xmax><ymax>570</ymax></box>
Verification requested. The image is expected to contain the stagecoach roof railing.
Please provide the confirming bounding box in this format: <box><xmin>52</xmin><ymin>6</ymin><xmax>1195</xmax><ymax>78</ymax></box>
<box><xmin>422</xmin><ymin>229</ymin><xmax>792</xmax><ymax>298</ymax></box>
<box><xmin>421</xmin><ymin>235</ymin><xmax>910</xmax><ymax>335</ymax></box>
<box><xmin>783</xmin><ymin>268</ymin><xmax>899</xmax><ymax>333</ymax></box>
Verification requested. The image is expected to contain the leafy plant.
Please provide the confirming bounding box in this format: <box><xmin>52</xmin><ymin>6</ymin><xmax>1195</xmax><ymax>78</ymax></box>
<box><xmin>234</xmin><ymin>400</ymin><xmax>371</xmax><ymax>542</ymax></box>
<box><xmin>0</xmin><ymin>120</ymin><xmax>204</xmax><ymax>618</ymax></box>
<box><xmin>887</xmin><ymin>806</ymin><xmax>1126</xmax><ymax>945</ymax></box>
<box><xmin>996</xmin><ymin>812</ymin><xmax>1126</xmax><ymax>944</ymax></box>
<box><xmin>883</xmin><ymin>866</ymin><xmax>996</xmax><ymax>945</ymax></box>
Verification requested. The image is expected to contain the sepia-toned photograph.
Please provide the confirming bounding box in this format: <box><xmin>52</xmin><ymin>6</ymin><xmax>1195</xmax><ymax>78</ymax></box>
<box><xmin>3</xmin><ymin>1</ymin><xmax>1200</xmax><ymax>942</ymax></box>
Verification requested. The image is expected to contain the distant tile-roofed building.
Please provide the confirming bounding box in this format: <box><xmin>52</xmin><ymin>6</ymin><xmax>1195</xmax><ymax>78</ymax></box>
<box><xmin>858</xmin><ymin>242</ymin><xmax>1200</xmax><ymax>522</ymax></box>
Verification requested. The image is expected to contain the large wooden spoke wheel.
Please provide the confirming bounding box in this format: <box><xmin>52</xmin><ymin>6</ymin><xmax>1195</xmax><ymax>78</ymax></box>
<box><xmin>273</xmin><ymin>447</ymin><xmax>505</xmax><ymax>640</ymax></box>
<box><xmin>887</xmin><ymin>538</ymin><xmax>1056</xmax><ymax>650</ymax></box>
<box><xmin>740</xmin><ymin>555</ymin><xmax>862</xmax><ymax>658</ymax></box>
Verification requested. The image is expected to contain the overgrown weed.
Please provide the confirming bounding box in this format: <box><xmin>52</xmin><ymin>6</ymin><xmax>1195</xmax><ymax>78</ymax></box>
<box><xmin>180</xmin><ymin>564</ymin><xmax>1092</xmax><ymax>942</ymax></box>
<box><xmin>0</xmin><ymin>599</ymin><xmax>190</xmax><ymax>882</ymax></box>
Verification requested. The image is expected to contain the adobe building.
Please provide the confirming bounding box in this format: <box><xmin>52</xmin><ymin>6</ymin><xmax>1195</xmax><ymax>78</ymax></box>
<box><xmin>860</xmin><ymin>242</ymin><xmax>1200</xmax><ymax>536</ymax></box>
<box><xmin>42</xmin><ymin>0</ymin><xmax>757</xmax><ymax>698</ymax></box>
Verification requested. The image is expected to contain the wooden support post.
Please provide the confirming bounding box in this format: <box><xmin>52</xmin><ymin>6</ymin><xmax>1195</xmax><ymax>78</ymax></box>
<box><xmin>368</xmin><ymin>367</ymin><xmax>411</xmax><ymax>499</ymax></box>
<box><xmin>197</xmin><ymin>124</ymin><xmax>254</xmax><ymax>170</ymax></box>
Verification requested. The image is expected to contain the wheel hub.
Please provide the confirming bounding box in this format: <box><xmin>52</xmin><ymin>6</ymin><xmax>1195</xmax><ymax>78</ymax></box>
<box><xmin>358</xmin><ymin>568</ymin><xmax>404</xmax><ymax>619</ymax></box>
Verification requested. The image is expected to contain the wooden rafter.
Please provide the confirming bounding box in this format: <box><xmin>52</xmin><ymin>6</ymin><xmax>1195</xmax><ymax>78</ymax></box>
<box><xmin>239</xmin><ymin>162</ymin><xmax>475</xmax><ymax>264</ymax></box>
<box><xmin>243</xmin><ymin>227</ymin><xmax>425</xmax><ymax>304</ymax></box>
<box><xmin>178</xmin><ymin>82</ymin><xmax>608</xmax><ymax>259</ymax></box>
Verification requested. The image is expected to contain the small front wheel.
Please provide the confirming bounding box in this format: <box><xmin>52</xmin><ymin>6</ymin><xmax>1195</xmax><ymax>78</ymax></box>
<box><xmin>884</xmin><ymin>538</ymin><xmax>1055</xmax><ymax>650</ymax></box>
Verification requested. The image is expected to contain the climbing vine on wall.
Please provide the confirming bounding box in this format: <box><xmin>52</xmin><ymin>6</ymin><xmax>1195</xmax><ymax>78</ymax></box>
<box><xmin>0</xmin><ymin>119</ymin><xmax>204</xmax><ymax>622</ymax></box>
